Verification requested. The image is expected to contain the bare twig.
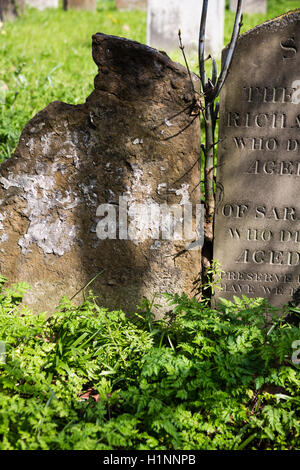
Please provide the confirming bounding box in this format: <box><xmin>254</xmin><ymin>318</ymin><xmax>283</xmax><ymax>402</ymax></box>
<box><xmin>211</xmin><ymin>56</ymin><xmax>218</xmax><ymax>86</ymax></box>
<box><xmin>212</xmin><ymin>102</ymin><xmax>220</xmax><ymax>133</ymax></box>
<box><xmin>153</xmin><ymin>104</ymin><xmax>192</xmax><ymax>129</ymax></box>
<box><xmin>198</xmin><ymin>0</ymin><xmax>208</xmax><ymax>90</ymax></box>
<box><xmin>178</xmin><ymin>29</ymin><xmax>195</xmax><ymax>94</ymax></box>
<box><xmin>190</xmin><ymin>180</ymin><xmax>202</xmax><ymax>194</ymax></box>
<box><xmin>197</xmin><ymin>0</ymin><xmax>243</xmax><ymax>293</ymax></box>
<box><xmin>173</xmin><ymin>155</ymin><xmax>202</xmax><ymax>184</ymax></box>
<box><xmin>162</xmin><ymin>114</ymin><xmax>199</xmax><ymax>141</ymax></box>
<box><xmin>213</xmin><ymin>0</ymin><xmax>244</xmax><ymax>99</ymax></box>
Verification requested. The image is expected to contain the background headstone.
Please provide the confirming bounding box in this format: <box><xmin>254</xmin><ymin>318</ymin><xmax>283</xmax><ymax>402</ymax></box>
<box><xmin>0</xmin><ymin>0</ymin><xmax>25</xmax><ymax>20</ymax></box>
<box><xmin>0</xmin><ymin>33</ymin><xmax>201</xmax><ymax>315</ymax></box>
<box><xmin>116</xmin><ymin>0</ymin><xmax>147</xmax><ymax>10</ymax></box>
<box><xmin>230</xmin><ymin>0</ymin><xmax>267</xmax><ymax>15</ymax></box>
<box><xmin>63</xmin><ymin>0</ymin><xmax>96</xmax><ymax>11</ymax></box>
<box><xmin>213</xmin><ymin>10</ymin><xmax>300</xmax><ymax>307</ymax></box>
<box><xmin>25</xmin><ymin>0</ymin><xmax>58</xmax><ymax>9</ymax></box>
<box><xmin>147</xmin><ymin>0</ymin><xmax>225</xmax><ymax>58</ymax></box>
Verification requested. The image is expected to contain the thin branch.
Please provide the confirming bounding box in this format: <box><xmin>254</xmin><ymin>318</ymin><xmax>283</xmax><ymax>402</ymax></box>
<box><xmin>153</xmin><ymin>104</ymin><xmax>192</xmax><ymax>129</ymax></box>
<box><xmin>162</xmin><ymin>114</ymin><xmax>199</xmax><ymax>141</ymax></box>
<box><xmin>190</xmin><ymin>180</ymin><xmax>202</xmax><ymax>194</ymax></box>
<box><xmin>173</xmin><ymin>155</ymin><xmax>202</xmax><ymax>184</ymax></box>
<box><xmin>209</xmin><ymin>138</ymin><xmax>222</xmax><ymax>150</ymax></box>
<box><xmin>213</xmin><ymin>0</ymin><xmax>244</xmax><ymax>99</ymax></box>
<box><xmin>212</xmin><ymin>102</ymin><xmax>220</xmax><ymax>133</ymax></box>
<box><xmin>178</xmin><ymin>29</ymin><xmax>195</xmax><ymax>94</ymax></box>
<box><xmin>211</xmin><ymin>56</ymin><xmax>217</xmax><ymax>86</ymax></box>
<box><xmin>198</xmin><ymin>0</ymin><xmax>208</xmax><ymax>90</ymax></box>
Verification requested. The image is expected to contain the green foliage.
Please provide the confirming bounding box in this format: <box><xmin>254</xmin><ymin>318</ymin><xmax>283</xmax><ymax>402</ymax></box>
<box><xmin>0</xmin><ymin>278</ymin><xmax>299</xmax><ymax>450</ymax></box>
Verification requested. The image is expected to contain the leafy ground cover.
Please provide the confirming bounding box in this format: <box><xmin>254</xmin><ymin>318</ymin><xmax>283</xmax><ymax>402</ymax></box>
<box><xmin>0</xmin><ymin>0</ymin><xmax>299</xmax><ymax>451</ymax></box>
<box><xmin>0</xmin><ymin>277</ymin><xmax>299</xmax><ymax>450</ymax></box>
<box><xmin>0</xmin><ymin>0</ymin><xmax>299</xmax><ymax>161</ymax></box>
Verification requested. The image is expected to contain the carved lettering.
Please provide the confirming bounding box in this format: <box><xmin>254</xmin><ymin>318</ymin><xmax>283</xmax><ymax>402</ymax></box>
<box><xmin>228</xmin><ymin>228</ymin><xmax>241</xmax><ymax>239</ymax></box>
<box><xmin>214</xmin><ymin>14</ymin><xmax>300</xmax><ymax>307</ymax></box>
<box><xmin>243</xmin><ymin>86</ymin><xmax>295</xmax><ymax>103</ymax></box>
<box><xmin>280</xmin><ymin>230</ymin><xmax>300</xmax><ymax>242</ymax></box>
<box><xmin>222</xmin><ymin>204</ymin><xmax>249</xmax><ymax>218</ymax></box>
<box><xmin>234</xmin><ymin>137</ymin><xmax>278</xmax><ymax>150</ymax></box>
<box><xmin>220</xmin><ymin>283</ymin><xmax>255</xmax><ymax>294</ymax></box>
<box><xmin>221</xmin><ymin>271</ymin><xmax>295</xmax><ymax>283</ymax></box>
<box><xmin>280</xmin><ymin>37</ymin><xmax>297</xmax><ymax>59</ymax></box>
<box><xmin>255</xmin><ymin>206</ymin><xmax>297</xmax><ymax>220</ymax></box>
<box><xmin>247</xmin><ymin>160</ymin><xmax>300</xmax><ymax>176</ymax></box>
<box><xmin>247</xmin><ymin>228</ymin><xmax>273</xmax><ymax>241</ymax></box>
<box><xmin>235</xmin><ymin>249</ymin><xmax>300</xmax><ymax>266</ymax></box>
<box><xmin>227</xmin><ymin>112</ymin><xmax>287</xmax><ymax>128</ymax></box>
<box><xmin>262</xmin><ymin>286</ymin><xmax>284</xmax><ymax>295</ymax></box>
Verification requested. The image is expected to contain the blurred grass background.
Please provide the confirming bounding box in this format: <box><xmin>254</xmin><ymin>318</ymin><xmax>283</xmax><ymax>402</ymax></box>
<box><xmin>0</xmin><ymin>0</ymin><xmax>298</xmax><ymax>161</ymax></box>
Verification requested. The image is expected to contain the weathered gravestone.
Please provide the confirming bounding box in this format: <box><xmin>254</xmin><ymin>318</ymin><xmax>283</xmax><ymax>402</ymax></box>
<box><xmin>230</xmin><ymin>0</ymin><xmax>267</xmax><ymax>15</ymax></box>
<box><xmin>0</xmin><ymin>33</ymin><xmax>201</xmax><ymax>315</ymax></box>
<box><xmin>147</xmin><ymin>0</ymin><xmax>225</xmax><ymax>58</ymax></box>
<box><xmin>213</xmin><ymin>10</ymin><xmax>300</xmax><ymax>307</ymax></box>
<box><xmin>25</xmin><ymin>0</ymin><xmax>58</xmax><ymax>9</ymax></box>
<box><xmin>63</xmin><ymin>0</ymin><xmax>96</xmax><ymax>11</ymax></box>
<box><xmin>116</xmin><ymin>0</ymin><xmax>147</xmax><ymax>10</ymax></box>
<box><xmin>0</xmin><ymin>0</ymin><xmax>25</xmax><ymax>20</ymax></box>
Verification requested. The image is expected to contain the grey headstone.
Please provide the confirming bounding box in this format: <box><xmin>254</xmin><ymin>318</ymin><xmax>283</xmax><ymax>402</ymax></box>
<box><xmin>230</xmin><ymin>0</ymin><xmax>267</xmax><ymax>15</ymax></box>
<box><xmin>25</xmin><ymin>0</ymin><xmax>58</xmax><ymax>9</ymax></box>
<box><xmin>147</xmin><ymin>0</ymin><xmax>225</xmax><ymax>58</ymax></box>
<box><xmin>213</xmin><ymin>10</ymin><xmax>300</xmax><ymax>307</ymax></box>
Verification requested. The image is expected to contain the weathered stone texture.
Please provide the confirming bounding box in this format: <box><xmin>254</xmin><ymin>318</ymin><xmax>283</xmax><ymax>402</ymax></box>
<box><xmin>0</xmin><ymin>34</ymin><xmax>201</xmax><ymax>315</ymax></box>
<box><xmin>25</xmin><ymin>0</ymin><xmax>58</xmax><ymax>9</ymax></box>
<box><xmin>213</xmin><ymin>11</ymin><xmax>300</xmax><ymax>307</ymax></box>
<box><xmin>116</xmin><ymin>0</ymin><xmax>146</xmax><ymax>10</ymax></box>
<box><xmin>64</xmin><ymin>0</ymin><xmax>96</xmax><ymax>11</ymax></box>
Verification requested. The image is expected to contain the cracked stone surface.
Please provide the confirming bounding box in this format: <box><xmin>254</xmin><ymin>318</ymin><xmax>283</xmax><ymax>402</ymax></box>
<box><xmin>0</xmin><ymin>33</ymin><xmax>201</xmax><ymax>315</ymax></box>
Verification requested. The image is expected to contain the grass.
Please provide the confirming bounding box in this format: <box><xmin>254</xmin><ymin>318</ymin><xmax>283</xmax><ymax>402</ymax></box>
<box><xmin>0</xmin><ymin>0</ymin><xmax>299</xmax><ymax>161</ymax></box>
<box><xmin>0</xmin><ymin>0</ymin><xmax>146</xmax><ymax>160</ymax></box>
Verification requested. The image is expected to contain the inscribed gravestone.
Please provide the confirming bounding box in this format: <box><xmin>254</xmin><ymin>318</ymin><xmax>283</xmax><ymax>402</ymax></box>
<box><xmin>147</xmin><ymin>0</ymin><xmax>225</xmax><ymax>58</ymax></box>
<box><xmin>0</xmin><ymin>34</ymin><xmax>201</xmax><ymax>315</ymax></box>
<box><xmin>213</xmin><ymin>10</ymin><xmax>300</xmax><ymax>307</ymax></box>
<box><xmin>25</xmin><ymin>0</ymin><xmax>58</xmax><ymax>9</ymax></box>
<box><xmin>230</xmin><ymin>0</ymin><xmax>267</xmax><ymax>15</ymax></box>
<box><xmin>116</xmin><ymin>0</ymin><xmax>146</xmax><ymax>10</ymax></box>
